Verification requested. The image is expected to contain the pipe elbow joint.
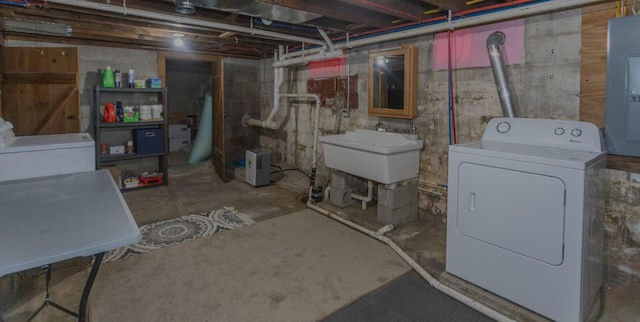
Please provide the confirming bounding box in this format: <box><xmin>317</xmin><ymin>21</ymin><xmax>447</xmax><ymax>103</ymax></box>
<box><xmin>263</xmin><ymin>120</ymin><xmax>278</xmax><ymax>129</ymax></box>
<box><xmin>246</xmin><ymin>118</ymin><xmax>278</xmax><ymax>130</ymax></box>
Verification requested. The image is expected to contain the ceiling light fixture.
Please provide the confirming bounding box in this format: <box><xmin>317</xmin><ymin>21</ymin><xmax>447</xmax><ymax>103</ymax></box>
<box><xmin>173</xmin><ymin>33</ymin><xmax>185</xmax><ymax>47</ymax></box>
<box><xmin>175</xmin><ymin>1</ymin><xmax>195</xmax><ymax>14</ymax></box>
<box><xmin>3</xmin><ymin>18</ymin><xmax>72</xmax><ymax>37</ymax></box>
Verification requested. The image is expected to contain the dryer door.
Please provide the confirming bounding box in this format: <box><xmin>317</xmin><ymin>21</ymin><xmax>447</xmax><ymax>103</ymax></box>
<box><xmin>457</xmin><ymin>163</ymin><xmax>566</xmax><ymax>265</ymax></box>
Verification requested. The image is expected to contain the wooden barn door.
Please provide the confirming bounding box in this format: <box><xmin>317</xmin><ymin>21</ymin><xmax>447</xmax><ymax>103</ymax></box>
<box><xmin>1</xmin><ymin>47</ymin><xmax>80</xmax><ymax>135</ymax></box>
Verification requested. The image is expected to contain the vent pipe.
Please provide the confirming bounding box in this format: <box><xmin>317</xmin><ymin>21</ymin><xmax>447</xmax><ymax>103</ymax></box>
<box><xmin>174</xmin><ymin>1</ymin><xmax>196</xmax><ymax>14</ymax></box>
<box><xmin>487</xmin><ymin>31</ymin><xmax>518</xmax><ymax>118</ymax></box>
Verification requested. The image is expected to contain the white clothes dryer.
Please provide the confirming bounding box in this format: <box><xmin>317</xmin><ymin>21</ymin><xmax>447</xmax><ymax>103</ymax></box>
<box><xmin>446</xmin><ymin>118</ymin><xmax>606</xmax><ymax>322</ymax></box>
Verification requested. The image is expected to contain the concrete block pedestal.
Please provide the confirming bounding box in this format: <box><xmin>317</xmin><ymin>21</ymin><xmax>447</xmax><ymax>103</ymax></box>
<box><xmin>377</xmin><ymin>178</ymin><xmax>419</xmax><ymax>226</ymax></box>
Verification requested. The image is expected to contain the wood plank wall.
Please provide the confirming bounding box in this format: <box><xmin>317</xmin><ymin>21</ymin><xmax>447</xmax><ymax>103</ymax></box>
<box><xmin>580</xmin><ymin>1</ymin><xmax>640</xmax><ymax>173</ymax></box>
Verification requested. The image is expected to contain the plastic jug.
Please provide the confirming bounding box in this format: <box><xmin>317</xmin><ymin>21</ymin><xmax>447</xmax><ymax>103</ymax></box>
<box><xmin>102</xmin><ymin>66</ymin><xmax>115</xmax><ymax>88</ymax></box>
<box><xmin>116</xmin><ymin>101</ymin><xmax>124</xmax><ymax>122</ymax></box>
<box><xmin>103</xmin><ymin>103</ymin><xmax>116</xmax><ymax>123</ymax></box>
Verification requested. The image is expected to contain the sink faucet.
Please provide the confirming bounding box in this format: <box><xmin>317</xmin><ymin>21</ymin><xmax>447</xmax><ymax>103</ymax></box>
<box><xmin>375</xmin><ymin>122</ymin><xmax>386</xmax><ymax>132</ymax></box>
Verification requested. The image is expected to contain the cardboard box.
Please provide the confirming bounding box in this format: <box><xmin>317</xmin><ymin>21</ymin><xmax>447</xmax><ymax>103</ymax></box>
<box><xmin>110</xmin><ymin>145</ymin><xmax>125</xmax><ymax>155</ymax></box>
<box><xmin>133</xmin><ymin>80</ymin><xmax>145</xmax><ymax>88</ymax></box>
<box><xmin>146</xmin><ymin>77</ymin><xmax>162</xmax><ymax>88</ymax></box>
<box><xmin>123</xmin><ymin>111</ymin><xmax>139</xmax><ymax>122</ymax></box>
<box><xmin>170</xmin><ymin>137</ymin><xmax>191</xmax><ymax>151</ymax></box>
<box><xmin>168</xmin><ymin>112</ymin><xmax>187</xmax><ymax>125</ymax></box>
<box><xmin>169</xmin><ymin>124</ymin><xmax>191</xmax><ymax>139</ymax></box>
<box><xmin>101</xmin><ymin>165</ymin><xmax>121</xmax><ymax>188</ymax></box>
<box><xmin>133</xmin><ymin>129</ymin><xmax>164</xmax><ymax>154</ymax></box>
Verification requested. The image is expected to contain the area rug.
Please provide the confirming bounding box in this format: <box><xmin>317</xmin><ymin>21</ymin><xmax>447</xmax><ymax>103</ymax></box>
<box><xmin>102</xmin><ymin>207</ymin><xmax>253</xmax><ymax>262</ymax></box>
<box><xmin>91</xmin><ymin>209</ymin><xmax>411</xmax><ymax>322</ymax></box>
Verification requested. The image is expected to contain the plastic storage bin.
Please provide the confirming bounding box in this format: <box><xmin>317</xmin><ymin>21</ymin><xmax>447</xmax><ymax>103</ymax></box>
<box><xmin>133</xmin><ymin>129</ymin><xmax>163</xmax><ymax>154</ymax></box>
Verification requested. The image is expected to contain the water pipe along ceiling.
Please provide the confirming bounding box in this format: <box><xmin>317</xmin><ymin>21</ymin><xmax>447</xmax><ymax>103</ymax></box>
<box><xmin>0</xmin><ymin>0</ymin><xmax>600</xmax><ymax>58</ymax></box>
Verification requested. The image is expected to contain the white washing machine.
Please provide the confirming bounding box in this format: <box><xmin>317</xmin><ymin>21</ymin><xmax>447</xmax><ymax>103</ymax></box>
<box><xmin>446</xmin><ymin>117</ymin><xmax>606</xmax><ymax>322</ymax></box>
<box><xmin>0</xmin><ymin>118</ymin><xmax>95</xmax><ymax>182</ymax></box>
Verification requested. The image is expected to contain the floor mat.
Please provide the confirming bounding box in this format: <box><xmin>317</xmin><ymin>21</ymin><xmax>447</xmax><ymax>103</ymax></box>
<box><xmin>102</xmin><ymin>207</ymin><xmax>253</xmax><ymax>262</ymax></box>
<box><xmin>323</xmin><ymin>271</ymin><xmax>495</xmax><ymax>322</ymax></box>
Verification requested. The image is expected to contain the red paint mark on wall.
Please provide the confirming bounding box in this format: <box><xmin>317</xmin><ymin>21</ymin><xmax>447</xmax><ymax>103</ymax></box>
<box><xmin>307</xmin><ymin>75</ymin><xmax>358</xmax><ymax>110</ymax></box>
<box><xmin>308</xmin><ymin>57</ymin><xmax>346</xmax><ymax>78</ymax></box>
<box><xmin>432</xmin><ymin>19</ymin><xmax>524</xmax><ymax>71</ymax></box>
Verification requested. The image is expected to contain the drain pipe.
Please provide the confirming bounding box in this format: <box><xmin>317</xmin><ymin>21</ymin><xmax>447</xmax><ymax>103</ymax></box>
<box><xmin>351</xmin><ymin>180</ymin><xmax>373</xmax><ymax>210</ymax></box>
<box><xmin>306</xmin><ymin>200</ymin><xmax>516</xmax><ymax>322</ymax></box>
<box><xmin>273</xmin><ymin>48</ymin><xmax>344</xmax><ymax>68</ymax></box>
<box><xmin>317</xmin><ymin>28</ymin><xmax>335</xmax><ymax>52</ymax></box>
<box><xmin>487</xmin><ymin>31</ymin><xmax>518</xmax><ymax>117</ymax></box>
<box><xmin>246</xmin><ymin>48</ymin><xmax>285</xmax><ymax>129</ymax></box>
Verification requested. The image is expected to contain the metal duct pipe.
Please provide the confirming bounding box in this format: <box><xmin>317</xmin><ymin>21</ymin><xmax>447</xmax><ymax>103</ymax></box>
<box><xmin>487</xmin><ymin>31</ymin><xmax>518</xmax><ymax>118</ymax></box>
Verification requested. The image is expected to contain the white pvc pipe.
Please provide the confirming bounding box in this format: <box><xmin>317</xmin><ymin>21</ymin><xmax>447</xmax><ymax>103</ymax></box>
<box><xmin>266</xmin><ymin>67</ymin><xmax>284</xmax><ymax>121</ymax></box>
<box><xmin>306</xmin><ymin>200</ymin><xmax>517</xmax><ymax>322</ymax></box>
<box><xmin>317</xmin><ymin>28</ymin><xmax>335</xmax><ymax>52</ymax></box>
<box><xmin>273</xmin><ymin>49</ymin><xmax>344</xmax><ymax>68</ymax></box>
<box><xmin>351</xmin><ymin>180</ymin><xmax>373</xmax><ymax>210</ymax></box>
<box><xmin>47</xmin><ymin>0</ymin><xmax>326</xmax><ymax>46</ymax></box>
<box><xmin>246</xmin><ymin>117</ymin><xmax>278</xmax><ymax>129</ymax></box>
<box><xmin>247</xmin><ymin>49</ymin><xmax>285</xmax><ymax>129</ymax></box>
<box><xmin>280</xmin><ymin>0</ymin><xmax>605</xmax><ymax>62</ymax></box>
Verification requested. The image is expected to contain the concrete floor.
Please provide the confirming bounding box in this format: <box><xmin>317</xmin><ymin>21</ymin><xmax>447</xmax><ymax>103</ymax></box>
<box><xmin>1</xmin><ymin>152</ymin><xmax>638</xmax><ymax>321</ymax></box>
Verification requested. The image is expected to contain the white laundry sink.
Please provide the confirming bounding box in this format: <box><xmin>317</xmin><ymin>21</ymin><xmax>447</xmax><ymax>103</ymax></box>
<box><xmin>319</xmin><ymin>129</ymin><xmax>423</xmax><ymax>184</ymax></box>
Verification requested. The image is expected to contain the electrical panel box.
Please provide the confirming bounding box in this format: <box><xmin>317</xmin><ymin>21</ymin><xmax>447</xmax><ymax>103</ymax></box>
<box><xmin>245</xmin><ymin>149</ymin><xmax>271</xmax><ymax>187</ymax></box>
<box><xmin>606</xmin><ymin>15</ymin><xmax>640</xmax><ymax>157</ymax></box>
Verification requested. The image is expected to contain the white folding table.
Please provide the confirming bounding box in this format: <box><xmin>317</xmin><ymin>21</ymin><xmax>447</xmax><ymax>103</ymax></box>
<box><xmin>0</xmin><ymin>170</ymin><xmax>141</xmax><ymax>321</ymax></box>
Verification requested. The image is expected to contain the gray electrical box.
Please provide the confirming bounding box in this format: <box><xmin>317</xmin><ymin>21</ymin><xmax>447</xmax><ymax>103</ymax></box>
<box><xmin>606</xmin><ymin>15</ymin><xmax>640</xmax><ymax>157</ymax></box>
<box><xmin>245</xmin><ymin>149</ymin><xmax>271</xmax><ymax>187</ymax></box>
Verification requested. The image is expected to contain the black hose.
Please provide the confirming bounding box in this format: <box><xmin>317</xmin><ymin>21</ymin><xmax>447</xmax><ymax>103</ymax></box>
<box><xmin>269</xmin><ymin>164</ymin><xmax>310</xmax><ymax>183</ymax></box>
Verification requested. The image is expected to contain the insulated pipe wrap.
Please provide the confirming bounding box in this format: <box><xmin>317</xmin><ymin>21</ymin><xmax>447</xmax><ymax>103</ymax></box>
<box><xmin>487</xmin><ymin>31</ymin><xmax>518</xmax><ymax>118</ymax></box>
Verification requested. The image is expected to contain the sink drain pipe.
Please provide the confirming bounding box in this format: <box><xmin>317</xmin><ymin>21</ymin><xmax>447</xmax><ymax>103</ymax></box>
<box><xmin>306</xmin><ymin>199</ymin><xmax>516</xmax><ymax>321</ymax></box>
<box><xmin>350</xmin><ymin>180</ymin><xmax>373</xmax><ymax>210</ymax></box>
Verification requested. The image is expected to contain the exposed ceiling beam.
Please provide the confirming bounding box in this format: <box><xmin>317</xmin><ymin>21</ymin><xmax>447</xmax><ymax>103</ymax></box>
<box><xmin>420</xmin><ymin>0</ymin><xmax>468</xmax><ymax>12</ymax></box>
<box><xmin>1</xmin><ymin>6</ymin><xmax>281</xmax><ymax>48</ymax></box>
<box><xmin>0</xmin><ymin>0</ymin><xmax>573</xmax><ymax>59</ymax></box>
<box><xmin>335</xmin><ymin>0</ymin><xmax>426</xmax><ymax>22</ymax></box>
<box><xmin>46</xmin><ymin>0</ymin><xmax>327</xmax><ymax>45</ymax></box>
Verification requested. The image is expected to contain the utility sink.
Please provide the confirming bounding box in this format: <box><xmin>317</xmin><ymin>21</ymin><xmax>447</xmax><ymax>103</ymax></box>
<box><xmin>319</xmin><ymin>129</ymin><xmax>423</xmax><ymax>184</ymax></box>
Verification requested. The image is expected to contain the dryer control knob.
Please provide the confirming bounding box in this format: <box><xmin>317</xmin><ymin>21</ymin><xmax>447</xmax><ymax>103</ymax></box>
<box><xmin>571</xmin><ymin>128</ymin><xmax>583</xmax><ymax>137</ymax></box>
<box><xmin>496</xmin><ymin>121</ymin><xmax>511</xmax><ymax>134</ymax></box>
<box><xmin>554</xmin><ymin>127</ymin><xmax>565</xmax><ymax>136</ymax></box>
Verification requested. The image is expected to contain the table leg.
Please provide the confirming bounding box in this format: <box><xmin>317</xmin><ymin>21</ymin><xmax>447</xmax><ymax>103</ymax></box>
<box><xmin>78</xmin><ymin>252</ymin><xmax>104</xmax><ymax>322</ymax></box>
<box><xmin>26</xmin><ymin>252</ymin><xmax>105</xmax><ymax>322</ymax></box>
